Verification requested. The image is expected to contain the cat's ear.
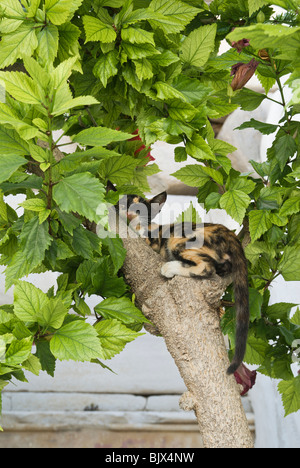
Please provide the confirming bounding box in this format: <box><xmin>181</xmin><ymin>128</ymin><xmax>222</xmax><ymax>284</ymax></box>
<box><xmin>149</xmin><ymin>191</ymin><xmax>167</xmax><ymax>218</ymax></box>
<box><xmin>106</xmin><ymin>180</ymin><xmax>117</xmax><ymax>193</ymax></box>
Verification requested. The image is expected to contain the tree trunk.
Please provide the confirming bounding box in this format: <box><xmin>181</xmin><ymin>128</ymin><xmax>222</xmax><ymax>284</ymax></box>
<box><xmin>122</xmin><ymin>234</ymin><xmax>254</xmax><ymax>448</ymax></box>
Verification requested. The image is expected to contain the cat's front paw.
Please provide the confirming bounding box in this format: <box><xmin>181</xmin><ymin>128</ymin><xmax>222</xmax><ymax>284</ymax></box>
<box><xmin>161</xmin><ymin>261</ymin><xmax>181</xmax><ymax>278</ymax></box>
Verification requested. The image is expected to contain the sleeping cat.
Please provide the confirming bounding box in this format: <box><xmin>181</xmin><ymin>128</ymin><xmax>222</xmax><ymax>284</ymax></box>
<box><xmin>118</xmin><ymin>190</ymin><xmax>249</xmax><ymax>375</ymax></box>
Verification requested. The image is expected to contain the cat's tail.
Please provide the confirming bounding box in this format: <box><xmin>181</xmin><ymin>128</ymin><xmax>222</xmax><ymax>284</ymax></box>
<box><xmin>227</xmin><ymin>245</ymin><xmax>249</xmax><ymax>375</ymax></box>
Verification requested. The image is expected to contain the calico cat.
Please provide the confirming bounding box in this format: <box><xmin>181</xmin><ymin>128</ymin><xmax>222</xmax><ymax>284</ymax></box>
<box><xmin>118</xmin><ymin>191</ymin><xmax>249</xmax><ymax>375</ymax></box>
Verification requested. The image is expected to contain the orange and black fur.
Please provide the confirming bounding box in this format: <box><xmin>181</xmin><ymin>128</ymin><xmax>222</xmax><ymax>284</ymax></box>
<box><xmin>119</xmin><ymin>191</ymin><xmax>249</xmax><ymax>375</ymax></box>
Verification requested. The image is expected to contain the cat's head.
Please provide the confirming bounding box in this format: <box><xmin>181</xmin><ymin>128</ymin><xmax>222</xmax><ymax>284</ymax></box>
<box><xmin>118</xmin><ymin>192</ymin><xmax>167</xmax><ymax>226</ymax></box>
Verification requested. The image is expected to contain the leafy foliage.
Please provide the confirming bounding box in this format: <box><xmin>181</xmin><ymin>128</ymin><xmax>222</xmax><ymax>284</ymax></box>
<box><xmin>0</xmin><ymin>0</ymin><xmax>300</xmax><ymax>424</ymax></box>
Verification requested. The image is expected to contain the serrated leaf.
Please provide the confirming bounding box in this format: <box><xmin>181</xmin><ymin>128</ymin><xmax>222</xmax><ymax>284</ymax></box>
<box><xmin>149</xmin><ymin>0</ymin><xmax>199</xmax><ymax>33</ymax></box>
<box><xmin>0</xmin><ymin>104</ymin><xmax>39</xmax><ymax>141</ymax></box>
<box><xmin>278</xmin><ymin>375</ymin><xmax>300</xmax><ymax>417</ymax></box>
<box><xmin>0</xmin><ymin>0</ymin><xmax>26</xmax><ymax>18</ymax></box>
<box><xmin>14</xmin><ymin>281</ymin><xmax>49</xmax><ymax>323</ymax></box>
<box><xmin>186</xmin><ymin>134</ymin><xmax>216</xmax><ymax>161</ymax></box>
<box><xmin>5</xmin><ymin>338</ymin><xmax>32</xmax><ymax>366</ymax></box>
<box><xmin>83</xmin><ymin>15</ymin><xmax>117</xmax><ymax>43</ymax></box>
<box><xmin>93</xmin><ymin>51</ymin><xmax>119</xmax><ymax>87</ymax></box>
<box><xmin>244</xmin><ymin>336</ymin><xmax>269</xmax><ymax>365</ymax></box>
<box><xmin>35</xmin><ymin>340</ymin><xmax>56</xmax><ymax>376</ymax></box>
<box><xmin>36</xmin><ymin>23</ymin><xmax>59</xmax><ymax>63</ymax></box>
<box><xmin>167</xmin><ymin>100</ymin><xmax>198</xmax><ymax>122</ymax></box>
<box><xmin>99</xmin><ymin>155</ymin><xmax>137</xmax><ymax>185</ymax></box>
<box><xmin>95</xmin><ymin>319</ymin><xmax>143</xmax><ymax>359</ymax></box>
<box><xmin>0</xmin><ymin>155</ymin><xmax>27</xmax><ymax>184</ymax></box>
<box><xmin>19</xmin><ymin>198</ymin><xmax>47</xmax><ymax>212</ymax></box>
<box><xmin>44</xmin><ymin>0</ymin><xmax>72</xmax><ymax>25</ymax></box>
<box><xmin>0</xmin><ymin>24</ymin><xmax>38</xmax><ymax>69</ymax></box>
<box><xmin>53</xmin><ymin>172</ymin><xmax>105</xmax><ymax>223</ymax></box>
<box><xmin>249</xmin><ymin>210</ymin><xmax>272</xmax><ymax>242</ymax></box>
<box><xmin>172</xmin><ymin>164</ymin><xmax>211</xmax><ymax>187</ymax></box>
<box><xmin>50</xmin><ymin>321</ymin><xmax>104</xmax><ymax>361</ymax></box>
<box><xmin>72</xmin><ymin>127</ymin><xmax>132</xmax><ymax>146</ymax></box>
<box><xmin>94</xmin><ymin>297</ymin><xmax>150</xmax><ymax>325</ymax></box>
<box><xmin>279</xmin><ymin>245</ymin><xmax>300</xmax><ymax>281</ymax></box>
<box><xmin>181</xmin><ymin>24</ymin><xmax>217</xmax><ymax>68</ymax></box>
<box><xmin>101</xmin><ymin>236</ymin><xmax>126</xmax><ymax>274</ymax></box>
<box><xmin>220</xmin><ymin>190</ymin><xmax>251</xmax><ymax>224</ymax></box>
<box><xmin>5</xmin><ymin>250</ymin><xmax>32</xmax><ymax>291</ymax></box>
<box><xmin>0</xmin><ymin>71</ymin><xmax>40</xmax><ymax>105</ymax></box>
<box><xmin>37</xmin><ymin>297</ymin><xmax>68</xmax><ymax>330</ymax></box>
<box><xmin>121</xmin><ymin>27</ymin><xmax>155</xmax><ymax>46</ymax></box>
<box><xmin>122</xmin><ymin>41</ymin><xmax>160</xmax><ymax>59</ymax></box>
<box><xmin>236</xmin><ymin>118</ymin><xmax>278</xmax><ymax>135</ymax></box>
<box><xmin>19</xmin><ymin>216</ymin><xmax>52</xmax><ymax>270</ymax></box>
<box><xmin>52</xmin><ymin>95</ymin><xmax>99</xmax><ymax>115</ymax></box>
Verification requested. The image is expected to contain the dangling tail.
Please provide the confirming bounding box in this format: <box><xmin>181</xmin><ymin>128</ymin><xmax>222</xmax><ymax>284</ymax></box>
<box><xmin>227</xmin><ymin>245</ymin><xmax>249</xmax><ymax>375</ymax></box>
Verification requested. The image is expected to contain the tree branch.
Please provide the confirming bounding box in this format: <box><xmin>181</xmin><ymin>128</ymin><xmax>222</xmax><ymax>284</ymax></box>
<box><xmin>121</xmin><ymin>234</ymin><xmax>254</xmax><ymax>448</ymax></box>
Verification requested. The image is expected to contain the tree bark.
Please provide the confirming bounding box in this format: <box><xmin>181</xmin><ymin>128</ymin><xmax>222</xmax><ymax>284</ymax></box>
<box><xmin>121</xmin><ymin>234</ymin><xmax>254</xmax><ymax>448</ymax></box>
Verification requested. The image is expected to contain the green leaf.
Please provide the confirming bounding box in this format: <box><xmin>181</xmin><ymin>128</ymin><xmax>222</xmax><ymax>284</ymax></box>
<box><xmin>83</xmin><ymin>15</ymin><xmax>117</xmax><ymax>43</ymax></box>
<box><xmin>167</xmin><ymin>100</ymin><xmax>198</xmax><ymax>122</ymax></box>
<box><xmin>232</xmin><ymin>88</ymin><xmax>267</xmax><ymax>111</ymax></box>
<box><xmin>52</xmin><ymin>95</ymin><xmax>99</xmax><ymax>115</ymax></box>
<box><xmin>36</xmin><ymin>24</ymin><xmax>59</xmax><ymax>63</ymax></box>
<box><xmin>134</xmin><ymin>58</ymin><xmax>154</xmax><ymax>80</ymax></box>
<box><xmin>99</xmin><ymin>155</ymin><xmax>137</xmax><ymax>185</ymax></box>
<box><xmin>44</xmin><ymin>0</ymin><xmax>73</xmax><ymax>25</ymax></box>
<box><xmin>14</xmin><ymin>281</ymin><xmax>48</xmax><ymax>323</ymax></box>
<box><xmin>149</xmin><ymin>0</ymin><xmax>200</xmax><ymax>33</ymax></box>
<box><xmin>101</xmin><ymin>236</ymin><xmax>126</xmax><ymax>274</ymax></box>
<box><xmin>172</xmin><ymin>164</ymin><xmax>211</xmax><ymax>187</ymax></box>
<box><xmin>227</xmin><ymin>23</ymin><xmax>300</xmax><ymax>52</ymax></box>
<box><xmin>37</xmin><ymin>297</ymin><xmax>68</xmax><ymax>330</ymax></box>
<box><xmin>280</xmin><ymin>196</ymin><xmax>300</xmax><ymax>217</ymax></box>
<box><xmin>244</xmin><ymin>336</ymin><xmax>269</xmax><ymax>365</ymax></box>
<box><xmin>181</xmin><ymin>24</ymin><xmax>217</xmax><ymax>68</ymax></box>
<box><xmin>278</xmin><ymin>375</ymin><xmax>300</xmax><ymax>417</ymax></box>
<box><xmin>0</xmin><ymin>104</ymin><xmax>39</xmax><ymax>140</ymax></box>
<box><xmin>0</xmin><ymin>0</ymin><xmax>26</xmax><ymax>18</ymax></box>
<box><xmin>5</xmin><ymin>338</ymin><xmax>32</xmax><ymax>366</ymax></box>
<box><xmin>35</xmin><ymin>340</ymin><xmax>56</xmax><ymax>376</ymax></box>
<box><xmin>95</xmin><ymin>319</ymin><xmax>143</xmax><ymax>359</ymax></box>
<box><xmin>72</xmin><ymin>127</ymin><xmax>132</xmax><ymax>147</ymax></box>
<box><xmin>273</xmin><ymin>134</ymin><xmax>297</xmax><ymax>171</ymax></box>
<box><xmin>249</xmin><ymin>210</ymin><xmax>272</xmax><ymax>242</ymax></box>
<box><xmin>0</xmin><ymin>71</ymin><xmax>41</xmax><ymax>105</ymax></box>
<box><xmin>220</xmin><ymin>190</ymin><xmax>251</xmax><ymax>224</ymax></box>
<box><xmin>22</xmin><ymin>354</ymin><xmax>42</xmax><ymax>376</ymax></box>
<box><xmin>19</xmin><ymin>216</ymin><xmax>52</xmax><ymax>270</ymax></box>
<box><xmin>0</xmin><ymin>24</ymin><xmax>38</xmax><ymax>68</ymax></box>
<box><xmin>94</xmin><ymin>297</ymin><xmax>149</xmax><ymax>325</ymax></box>
<box><xmin>4</xmin><ymin>250</ymin><xmax>32</xmax><ymax>291</ymax></box>
<box><xmin>93</xmin><ymin>51</ymin><xmax>119</xmax><ymax>88</ymax></box>
<box><xmin>175</xmin><ymin>201</ymin><xmax>202</xmax><ymax>224</ymax></box>
<box><xmin>19</xmin><ymin>198</ymin><xmax>47</xmax><ymax>212</ymax></box>
<box><xmin>279</xmin><ymin>245</ymin><xmax>300</xmax><ymax>281</ymax></box>
<box><xmin>186</xmin><ymin>134</ymin><xmax>216</xmax><ymax>161</ymax></box>
<box><xmin>249</xmin><ymin>288</ymin><xmax>263</xmax><ymax>321</ymax></box>
<box><xmin>122</xmin><ymin>41</ymin><xmax>160</xmax><ymax>59</ymax></box>
<box><xmin>91</xmin><ymin>259</ymin><xmax>127</xmax><ymax>298</ymax></box>
<box><xmin>50</xmin><ymin>321</ymin><xmax>104</xmax><ymax>361</ymax></box>
<box><xmin>0</xmin><ymin>155</ymin><xmax>27</xmax><ymax>184</ymax></box>
<box><xmin>236</xmin><ymin>118</ymin><xmax>278</xmax><ymax>135</ymax></box>
<box><xmin>53</xmin><ymin>172</ymin><xmax>105</xmax><ymax>223</ymax></box>
<box><xmin>121</xmin><ymin>27</ymin><xmax>155</xmax><ymax>46</ymax></box>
